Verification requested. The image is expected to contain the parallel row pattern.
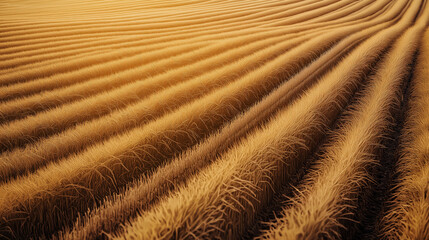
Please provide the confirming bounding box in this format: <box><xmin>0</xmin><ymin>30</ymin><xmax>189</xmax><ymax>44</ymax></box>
<box><xmin>0</xmin><ymin>0</ymin><xmax>428</xmax><ymax>239</ymax></box>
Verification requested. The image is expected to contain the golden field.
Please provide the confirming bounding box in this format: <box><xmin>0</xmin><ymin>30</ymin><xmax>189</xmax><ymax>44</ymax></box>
<box><xmin>0</xmin><ymin>0</ymin><xmax>428</xmax><ymax>239</ymax></box>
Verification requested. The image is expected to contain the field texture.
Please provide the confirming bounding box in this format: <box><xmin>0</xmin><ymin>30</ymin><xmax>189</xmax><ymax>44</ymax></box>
<box><xmin>0</xmin><ymin>0</ymin><xmax>428</xmax><ymax>239</ymax></box>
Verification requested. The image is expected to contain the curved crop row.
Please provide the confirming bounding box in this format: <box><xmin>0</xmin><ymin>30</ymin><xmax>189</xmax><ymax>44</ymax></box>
<box><xmin>381</xmin><ymin>28</ymin><xmax>429</xmax><ymax>240</ymax></box>
<box><xmin>112</xmin><ymin>4</ymin><xmax>415</xmax><ymax>237</ymax></box>
<box><xmin>57</xmin><ymin>20</ymin><xmax>376</xmax><ymax>239</ymax></box>
<box><xmin>0</xmin><ymin>31</ymin><xmax>312</xmax><ymax>154</ymax></box>
<box><xmin>258</xmin><ymin>3</ymin><xmax>428</xmax><ymax>238</ymax></box>
<box><xmin>0</xmin><ymin>0</ymin><xmax>325</xmax><ymax>51</ymax></box>
<box><xmin>0</xmin><ymin>31</ymin><xmax>293</xmax><ymax>122</ymax></box>
<box><xmin>0</xmin><ymin>32</ymin><xmax>309</xmax><ymax>180</ymax></box>
<box><xmin>0</xmin><ymin>0</ymin><xmax>406</xmax><ymax>150</ymax></box>
<box><xmin>0</xmin><ymin>0</ymin><xmax>386</xmax><ymax>80</ymax></box>
<box><xmin>0</xmin><ymin>0</ymin><xmax>323</xmax><ymax>43</ymax></box>
<box><xmin>0</xmin><ymin>24</ymin><xmax>337</xmax><ymax>238</ymax></box>
<box><xmin>0</xmin><ymin>17</ymin><xmax>341</xmax><ymax>84</ymax></box>
<box><xmin>0</xmin><ymin>0</ymin><xmax>424</xmax><ymax>239</ymax></box>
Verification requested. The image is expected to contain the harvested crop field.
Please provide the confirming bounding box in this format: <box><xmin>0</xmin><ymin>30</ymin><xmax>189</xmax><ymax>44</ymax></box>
<box><xmin>0</xmin><ymin>0</ymin><xmax>428</xmax><ymax>239</ymax></box>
